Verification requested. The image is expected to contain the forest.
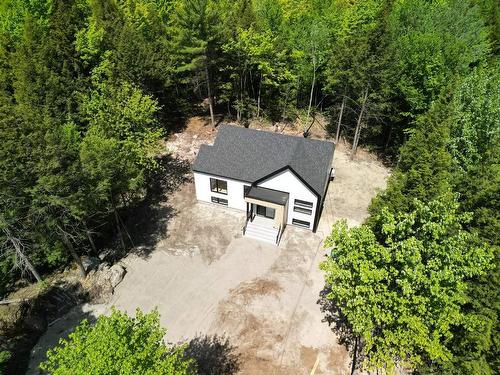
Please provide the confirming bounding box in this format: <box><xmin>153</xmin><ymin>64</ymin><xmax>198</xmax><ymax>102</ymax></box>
<box><xmin>0</xmin><ymin>0</ymin><xmax>498</xmax><ymax>373</ymax></box>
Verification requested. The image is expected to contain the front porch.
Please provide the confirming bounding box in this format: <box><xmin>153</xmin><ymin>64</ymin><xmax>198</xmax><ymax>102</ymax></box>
<box><xmin>243</xmin><ymin>186</ymin><xmax>289</xmax><ymax>245</ymax></box>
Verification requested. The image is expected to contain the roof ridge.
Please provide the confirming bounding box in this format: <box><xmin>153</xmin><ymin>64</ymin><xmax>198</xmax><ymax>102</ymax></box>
<box><xmin>220</xmin><ymin>124</ymin><xmax>329</xmax><ymax>143</ymax></box>
<box><xmin>289</xmin><ymin>139</ymin><xmax>304</xmax><ymax>165</ymax></box>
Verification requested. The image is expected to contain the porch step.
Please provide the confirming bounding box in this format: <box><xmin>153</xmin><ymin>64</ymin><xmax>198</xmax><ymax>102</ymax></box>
<box><xmin>244</xmin><ymin>220</ymin><xmax>279</xmax><ymax>245</ymax></box>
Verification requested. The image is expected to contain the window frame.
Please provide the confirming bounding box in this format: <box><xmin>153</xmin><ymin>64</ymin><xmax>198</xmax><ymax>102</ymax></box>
<box><xmin>211</xmin><ymin>196</ymin><xmax>228</xmax><ymax>206</ymax></box>
<box><xmin>294</xmin><ymin>199</ymin><xmax>313</xmax><ymax>209</ymax></box>
<box><xmin>243</xmin><ymin>185</ymin><xmax>251</xmax><ymax>198</ymax></box>
<box><xmin>210</xmin><ymin>178</ymin><xmax>228</xmax><ymax>195</ymax></box>
<box><xmin>293</xmin><ymin>206</ymin><xmax>312</xmax><ymax>215</ymax></box>
<box><xmin>292</xmin><ymin>218</ymin><xmax>310</xmax><ymax>228</ymax></box>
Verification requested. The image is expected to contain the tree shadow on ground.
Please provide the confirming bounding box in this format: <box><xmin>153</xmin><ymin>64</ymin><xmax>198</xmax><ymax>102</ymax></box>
<box><xmin>184</xmin><ymin>334</ymin><xmax>241</xmax><ymax>375</ymax></box>
<box><xmin>6</xmin><ymin>284</ymin><xmax>98</xmax><ymax>375</ymax></box>
<box><xmin>318</xmin><ymin>285</ymin><xmax>364</xmax><ymax>373</ymax></box>
<box><xmin>119</xmin><ymin>154</ymin><xmax>192</xmax><ymax>260</ymax></box>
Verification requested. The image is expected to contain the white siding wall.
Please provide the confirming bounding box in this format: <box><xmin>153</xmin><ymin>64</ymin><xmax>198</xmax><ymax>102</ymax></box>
<box><xmin>257</xmin><ymin>169</ymin><xmax>317</xmax><ymax>230</ymax></box>
<box><xmin>193</xmin><ymin>172</ymin><xmax>249</xmax><ymax>210</ymax></box>
<box><xmin>194</xmin><ymin>169</ymin><xmax>318</xmax><ymax>230</ymax></box>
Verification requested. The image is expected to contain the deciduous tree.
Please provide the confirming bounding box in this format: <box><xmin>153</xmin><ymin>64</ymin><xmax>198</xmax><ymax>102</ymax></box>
<box><xmin>320</xmin><ymin>199</ymin><xmax>493</xmax><ymax>372</ymax></box>
<box><xmin>40</xmin><ymin>308</ymin><xmax>195</xmax><ymax>375</ymax></box>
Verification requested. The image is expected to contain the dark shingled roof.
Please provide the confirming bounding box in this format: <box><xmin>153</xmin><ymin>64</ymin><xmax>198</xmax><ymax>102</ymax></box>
<box><xmin>192</xmin><ymin>125</ymin><xmax>335</xmax><ymax>201</ymax></box>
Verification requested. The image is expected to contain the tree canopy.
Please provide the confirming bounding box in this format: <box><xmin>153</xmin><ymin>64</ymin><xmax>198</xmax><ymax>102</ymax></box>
<box><xmin>321</xmin><ymin>199</ymin><xmax>493</xmax><ymax>371</ymax></box>
<box><xmin>0</xmin><ymin>0</ymin><xmax>498</xmax><ymax>372</ymax></box>
<box><xmin>40</xmin><ymin>308</ymin><xmax>195</xmax><ymax>375</ymax></box>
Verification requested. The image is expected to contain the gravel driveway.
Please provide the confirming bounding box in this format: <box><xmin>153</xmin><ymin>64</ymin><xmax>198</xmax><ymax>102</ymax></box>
<box><xmin>28</xmin><ymin>141</ymin><xmax>389</xmax><ymax>374</ymax></box>
<box><xmin>104</xmin><ymin>142</ymin><xmax>387</xmax><ymax>374</ymax></box>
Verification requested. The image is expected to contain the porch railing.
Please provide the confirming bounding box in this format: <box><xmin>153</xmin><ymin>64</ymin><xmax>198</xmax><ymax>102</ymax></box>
<box><xmin>276</xmin><ymin>224</ymin><xmax>284</xmax><ymax>246</ymax></box>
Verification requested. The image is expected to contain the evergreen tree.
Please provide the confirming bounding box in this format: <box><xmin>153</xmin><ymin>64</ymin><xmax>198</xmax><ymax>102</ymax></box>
<box><xmin>368</xmin><ymin>96</ymin><xmax>454</xmax><ymax>225</ymax></box>
<box><xmin>170</xmin><ymin>0</ymin><xmax>224</xmax><ymax>126</ymax></box>
<box><xmin>448</xmin><ymin>62</ymin><xmax>500</xmax><ymax>174</ymax></box>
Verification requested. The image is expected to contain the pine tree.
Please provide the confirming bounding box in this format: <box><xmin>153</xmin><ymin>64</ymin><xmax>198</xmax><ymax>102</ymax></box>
<box><xmin>368</xmin><ymin>95</ymin><xmax>454</xmax><ymax>227</ymax></box>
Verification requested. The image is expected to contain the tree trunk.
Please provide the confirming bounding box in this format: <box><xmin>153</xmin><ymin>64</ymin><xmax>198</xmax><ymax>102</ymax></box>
<box><xmin>281</xmin><ymin>89</ymin><xmax>289</xmax><ymax>122</ymax></box>
<box><xmin>205</xmin><ymin>57</ymin><xmax>215</xmax><ymax>127</ymax></box>
<box><xmin>237</xmin><ymin>66</ymin><xmax>244</xmax><ymax>122</ymax></box>
<box><xmin>4</xmin><ymin>229</ymin><xmax>42</xmax><ymax>283</ymax></box>
<box><xmin>117</xmin><ymin>212</ymin><xmax>134</xmax><ymax>248</ymax></box>
<box><xmin>305</xmin><ymin>113</ymin><xmax>316</xmax><ymax>137</ymax></box>
<box><xmin>336</xmin><ymin>96</ymin><xmax>346</xmax><ymax>143</ymax></box>
<box><xmin>257</xmin><ymin>73</ymin><xmax>262</xmax><ymax>119</ymax></box>
<box><xmin>350</xmin><ymin>336</ymin><xmax>359</xmax><ymax>375</ymax></box>
<box><xmin>384</xmin><ymin>125</ymin><xmax>393</xmax><ymax>151</ymax></box>
<box><xmin>111</xmin><ymin>194</ymin><xmax>125</xmax><ymax>251</ymax></box>
<box><xmin>59</xmin><ymin>228</ymin><xmax>86</xmax><ymax>279</ymax></box>
<box><xmin>86</xmin><ymin>229</ymin><xmax>97</xmax><ymax>253</ymax></box>
<box><xmin>114</xmin><ymin>207</ymin><xmax>126</xmax><ymax>251</ymax></box>
<box><xmin>351</xmin><ymin>87</ymin><xmax>369</xmax><ymax>160</ymax></box>
<box><xmin>306</xmin><ymin>58</ymin><xmax>317</xmax><ymax>123</ymax></box>
<box><xmin>249</xmin><ymin>68</ymin><xmax>256</xmax><ymax>99</ymax></box>
<box><xmin>18</xmin><ymin>248</ymin><xmax>42</xmax><ymax>282</ymax></box>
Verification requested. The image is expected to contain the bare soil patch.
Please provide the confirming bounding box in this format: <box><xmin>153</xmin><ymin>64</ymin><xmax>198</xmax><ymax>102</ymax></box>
<box><xmin>318</xmin><ymin>141</ymin><xmax>390</xmax><ymax>231</ymax></box>
<box><xmin>165</xmin><ymin>116</ymin><xmax>217</xmax><ymax>162</ymax></box>
<box><xmin>156</xmin><ymin>183</ymin><xmax>244</xmax><ymax>263</ymax></box>
<box><xmin>25</xmin><ymin>116</ymin><xmax>390</xmax><ymax>374</ymax></box>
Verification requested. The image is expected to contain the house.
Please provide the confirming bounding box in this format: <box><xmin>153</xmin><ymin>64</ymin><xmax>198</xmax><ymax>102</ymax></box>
<box><xmin>192</xmin><ymin>125</ymin><xmax>335</xmax><ymax>244</ymax></box>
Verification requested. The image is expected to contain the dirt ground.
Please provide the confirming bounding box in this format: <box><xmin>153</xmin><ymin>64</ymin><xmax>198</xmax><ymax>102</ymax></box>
<box><xmin>27</xmin><ymin>120</ymin><xmax>389</xmax><ymax>374</ymax></box>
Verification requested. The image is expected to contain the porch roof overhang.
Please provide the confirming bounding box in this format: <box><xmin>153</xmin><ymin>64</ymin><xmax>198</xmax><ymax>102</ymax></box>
<box><xmin>245</xmin><ymin>186</ymin><xmax>289</xmax><ymax>206</ymax></box>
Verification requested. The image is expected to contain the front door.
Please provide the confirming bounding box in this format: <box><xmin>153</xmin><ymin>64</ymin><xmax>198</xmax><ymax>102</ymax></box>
<box><xmin>256</xmin><ymin>204</ymin><xmax>275</xmax><ymax>219</ymax></box>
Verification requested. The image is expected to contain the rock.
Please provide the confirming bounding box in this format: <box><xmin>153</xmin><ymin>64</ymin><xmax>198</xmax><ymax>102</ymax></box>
<box><xmin>97</xmin><ymin>263</ymin><xmax>109</xmax><ymax>272</ymax></box>
<box><xmin>98</xmin><ymin>249</ymin><xmax>113</xmax><ymax>261</ymax></box>
<box><xmin>108</xmin><ymin>264</ymin><xmax>126</xmax><ymax>289</ymax></box>
<box><xmin>168</xmin><ymin>246</ymin><xmax>200</xmax><ymax>257</ymax></box>
<box><xmin>82</xmin><ymin>263</ymin><xmax>125</xmax><ymax>302</ymax></box>
<box><xmin>86</xmin><ymin>278</ymin><xmax>113</xmax><ymax>304</ymax></box>
<box><xmin>190</xmin><ymin>246</ymin><xmax>201</xmax><ymax>256</ymax></box>
<box><xmin>82</xmin><ymin>256</ymin><xmax>100</xmax><ymax>272</ymax></box>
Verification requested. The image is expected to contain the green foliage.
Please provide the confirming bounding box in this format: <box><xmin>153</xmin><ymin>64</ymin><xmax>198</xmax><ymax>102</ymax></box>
<box><xmin>0</xmin><ymin>350</ymin><xmax>11</xmax><ymax>374</ymax></box>
<box><xmin>368</xmin><ymin>97</ymin><xmax>454</xmax><ymax>222</ymax></box>
<box><xmin>326</xmin><ymin>0</ymin><xmax>387</xmax><ymax>92</ymax></box>
<box><xmin>387</xmin><ymin>0</ymin><xmax>491</xmax><ymax>116</ymax></box>
<box><xmin>221</xmin><ymin>26</ymin><xmax>295</xmax><ymax>119</ymax></box>
<box><xmin>0</xmin><ymin>0</ymin><xmax>51</xmax><ymax>40</ymax></box>
<box><xmin>0</xmin><ymin>0</ymin><xmax>498</xmax><ymax>370</ymax></box>
<box><xmin>456</xmin><ymin>146</ymin><xmax>500</xmax><ymax>245</ymax></box>
<box><xmin>449</xmin><ymin>62</ymin><xmax>500</xmax><ymax>172</ymax></box>
<box><xmin>169</xmin><ymin>0</ymin><xmax>222</xmax><ymax>82</ymax></box>
<box><xmin>364</xmin><ymin>61</ymin><xmax>500</xmax><ymax>372</ymax></box>
<box><xmin>40</xmin><ymin>308</ymin><xmax>195</xmax><ymax>375</ymax></box>
<box><xmin>321</xmin><ymin>199</ymin><xmax>493</xmax><ymax>371</ymax></box>
<box><xmin>80</xmin><ymin>81</ymin><xmax>161</xmax><ymax>207</ymax></box>
<box><xmin>0</xmin><ymin>0</ymin><xmax>165</xmax><ymax>289</ymax></box>
<box><xmin>77</xmin><ymin>0</ymin><xmax>172</xmax><ymax>94</ymax></box>
<box><xmin>418</xmin><ymin>249</ymin><xmax>499</xmax><ymax>375</ymax></box>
